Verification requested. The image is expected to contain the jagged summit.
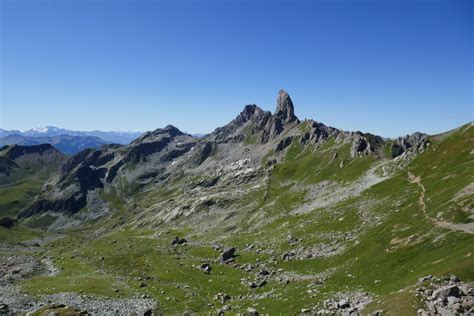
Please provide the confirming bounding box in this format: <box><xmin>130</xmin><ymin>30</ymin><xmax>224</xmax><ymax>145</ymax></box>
<box><xmin>275</xmin><ymin>89</ymin><xmax>297</xmax><ymax>123</ymax></box>
<box><xmin>236</xmin><ymin>104</ymin><xmax>269</xmax><ymax>124</ymax></box>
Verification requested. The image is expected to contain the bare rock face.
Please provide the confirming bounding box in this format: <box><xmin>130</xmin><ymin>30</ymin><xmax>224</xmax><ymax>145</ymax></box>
<box><xmin>259</xmin><ymin>90</ymin><xmax>300</xmax><ymax>141</ymax></box>
<box><xmin>348</xmin><ymin>132</ymin><xmax>385</xmax><ymax>158</ymax></box>
<box><xmin>14</xmin><ymin>89</ymin><xmax>433</xmax><ymax>227</ymax></box>
<box><xmin>275</xmin><ymin>89</ymin><xmax>297</xmax><ymax>124</ymax></box>
<box><xmin>264</xmin><ymin>116</ymin><xmax>284</xmax><ymax>140</ymax></box>
<box><xmin>391</xmin><ymin>132</ymin><xmax>428</xmax><ymax>158</ymax></box>
<box><xmin>0</xmin><ymin>144</ymin><xmax>65</xmax><ymax>169</ymax></box>
<box><xmin>209</xmin><ymin>90</ymin><xmax>300</xmax><ymax>143</ymax></box>
<box><xmin>19</xmin><ymin>125</ymin><xmax>196</xmax><ymax>219</ymax></box>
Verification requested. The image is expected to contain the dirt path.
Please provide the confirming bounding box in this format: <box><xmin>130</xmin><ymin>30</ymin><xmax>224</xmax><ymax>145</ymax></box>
<box><xmin>408</xmin><ymin>172</ymin><xmax>474</xmax><ymax>235</ymax></box>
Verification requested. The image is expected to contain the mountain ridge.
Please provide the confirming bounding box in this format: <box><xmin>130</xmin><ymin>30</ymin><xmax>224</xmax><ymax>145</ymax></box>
<box><xmin>16</xmin><ymin>91</ymin><xmax>432</xmax><ymax>222</ymax></box>
<box><xmin>0</xmin><ymin>90</ymin><xmax>472</xmax><ymax>315</ymax></box>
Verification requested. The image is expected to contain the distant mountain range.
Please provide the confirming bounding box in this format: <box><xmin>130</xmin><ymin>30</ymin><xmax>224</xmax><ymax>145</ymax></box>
<box><xmin>0</xmin><ymin>134</ymin><xmax>110</xmax><ymax>156</ymax></box>
<box><xmin>0</xmin><ymin>126</ymin><xmax>144</xmax><ymax>155</ymax></box>
<box><xmin>0</xmin><ymin>126</ymin><xmax>142</xmax><ymax>144</ymax></box>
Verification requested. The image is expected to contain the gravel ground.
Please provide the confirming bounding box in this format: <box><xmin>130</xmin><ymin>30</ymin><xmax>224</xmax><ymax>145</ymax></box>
<box><xmin>0</xmin><ymin>235</ymin><xmax>158</xmax><ymax>315</ymax></box>
<box><xmin>0</xmin><ymin>255</ymin><xmax>41</xmax><ymax>283</ymax></box>
<box><xmin>0</xmin><ymin>284</ymin><xmax>157</xmax><ymax>315</ymax></box>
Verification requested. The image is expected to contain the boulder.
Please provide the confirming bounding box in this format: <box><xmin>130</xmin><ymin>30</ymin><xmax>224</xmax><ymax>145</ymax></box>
<box><xmin>447</xmin><ymin>296</ymin><xmax>461</xmax><ymax>305</ymax></box>
<box><xmin>338</xmin><ymin>299</ymin><xmax>350</xmax><ymax>309</ymax></box>
<box><xmin>432</xmin><ymin>285</ymin><xmax>461</xmax><ymax>301</ymax></box>
<box><xmin>246</xmin><ymin>307</ymin><xmax>259</xmax><ymax>316</ymax></box>
<box><xmin>287</xmin><ymin>235</ymin><xmax>298</xmax><ymax>244</ymax></box>
<box><xmin>214</xmin><ymin>292</ymin><xmax>231</xmax><ymax>304</ymax></box>
<box><xmin>0</xmin><ymin>217</ymin><xmax>15</xmax><ymax>229</ymax></box>
<box><xmin>0</xmin><ymin>304</ymin><xmax>9</xmax><ymax>314</ymax></box>
<box><xmin>201</xmin><ymin>263</ymin><xmax>211</xmax><ymax>274</ymax></box>
<box><xmin>171</xmin><ymin>237</ymin><xmax>187</xmax><ymax>245</ymax></box>
<box><xmin>282</xmin><ymin>252</ymin><xmax>296</xmax><ymax>261</ymax></box>
<box><xmin>220</xmin><ymin>248</ymin><xmax>236</xmax><ymax>263</ymax></box>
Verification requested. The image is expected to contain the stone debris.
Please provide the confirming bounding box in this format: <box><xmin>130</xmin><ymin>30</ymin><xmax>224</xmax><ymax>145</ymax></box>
<box><xmin>415</xmin><ymin>275</ymin><xmax>473</xmax><ymax>315</ymax></box>
<box><xmin>316</xmin><ymin>291</ymin><xmax>373</xmax><ymax>315</ymax></box>
<box><xmin>0</xmin><ymin>284</ymin><xmax>156</xmax><ymax>315</ymax></box>
<box><xmin>0</xmin><ymin>255</ymin><xmax>40</xmax><ymax>282</ymax></box>
<box><xmin>214</xmin><ymin>293</ymin><xmax>231</xmax><ymax>304</ymax></box>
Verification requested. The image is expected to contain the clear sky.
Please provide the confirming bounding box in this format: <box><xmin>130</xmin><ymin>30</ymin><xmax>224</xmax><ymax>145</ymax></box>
<box><xmin>1</xmin><ymin>0</ymin><xmax>472</xmax><ymax>137</ymax></box>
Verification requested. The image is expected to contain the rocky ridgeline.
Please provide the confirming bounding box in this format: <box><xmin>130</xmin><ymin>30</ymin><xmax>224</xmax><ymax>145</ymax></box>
<box><xmin>415</xmin><ymin>275</ymin><xmax>473</xmax><ymax>315</ymax></box>
<box><xmin>13</xmin><ymin>90</ymin><xmax>430</xmax><ymax>229</ymax></box>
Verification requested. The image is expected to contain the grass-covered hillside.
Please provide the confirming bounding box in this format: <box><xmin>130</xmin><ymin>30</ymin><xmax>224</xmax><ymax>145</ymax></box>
<box><xmin>1</xmin><ymin>118</ymin><xmax>472</xmax><ymax>314</ymax></box>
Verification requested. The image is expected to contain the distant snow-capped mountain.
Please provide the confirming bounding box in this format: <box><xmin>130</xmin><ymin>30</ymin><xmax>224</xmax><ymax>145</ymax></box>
<box><xmin>1</xmin><ymin>126</ymin><xmax>143</xmax><ymax>144</ymax></box>
<box><xmin>23</xmin><ymin>126</ymin><xmax>67</xmax><ymax>136</ymax></box>
<box><xmin>0</xmin><ymin>134</ymin><xmax>109</xmax><ymax>155</ymax></box>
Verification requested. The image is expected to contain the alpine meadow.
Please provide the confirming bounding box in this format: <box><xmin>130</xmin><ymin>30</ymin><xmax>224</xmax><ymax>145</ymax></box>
<box><xmin>0</xmin><ymin>0</ymin><xmax>473</xmax><ymax>315</ymax></box>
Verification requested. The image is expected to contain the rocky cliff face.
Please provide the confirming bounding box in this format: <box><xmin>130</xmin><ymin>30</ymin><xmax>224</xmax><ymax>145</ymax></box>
<box><xmin>391</xmin><ymin>132</ymin><xmax>429</xmax><ymax>158</ymax></box>
<box><xmin>18</xmin><ymin>125</ymin><xmax>195</xmax><ymax>218</ymax></box>
<box><xmin>17</xmin><ymin>90</ymin><xmax>429</xmax><ymax>223</ymax></box>
<box><xmin>275</xmin><ymin>89</ymin><xmax>298</xmax><ymax>124</ymax></box>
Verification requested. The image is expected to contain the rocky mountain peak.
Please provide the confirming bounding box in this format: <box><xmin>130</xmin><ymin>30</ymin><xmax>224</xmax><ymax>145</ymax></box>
<box><xmin>163</xmin><ymin>125</ymin><xmax>184</xmax><ymax>137</ymax></box>
<box><xmin>275</xmin><ymin>89</ymin><xmax>297</xmax><ymax>123</ymax></box>
<box><xmin>133</xmin><ymin>125</ymin><xmax>185</xmax><ymax>144</ymax></box>
<box><xmin>237</xmin><ymin>104</ymin><xmax>268</xmax><ymax>124</ymax></box>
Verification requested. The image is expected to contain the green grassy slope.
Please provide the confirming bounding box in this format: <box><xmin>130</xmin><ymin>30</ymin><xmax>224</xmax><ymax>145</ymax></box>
<box><xmin>4</xmin><ymin>124</ymin><xmax>474</xmax><ymax>314</ymax></box>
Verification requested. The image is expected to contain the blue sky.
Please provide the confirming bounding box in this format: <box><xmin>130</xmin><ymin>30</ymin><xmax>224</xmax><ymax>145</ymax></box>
<box><xmin>1</xmin><ymin>0</ymin><xmax>472</xmax><ymax>137</ymax></box>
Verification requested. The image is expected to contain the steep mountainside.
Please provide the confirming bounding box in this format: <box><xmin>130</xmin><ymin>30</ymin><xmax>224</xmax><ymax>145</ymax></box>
<box><xmin>0</xmin><ymin>144</ymin><xmax>66</xmax><ymax>218</ymax></box>
<box><xmin>0</xmin><ymin>91</ymin><xmax>472</xmax><ymax>315</ymax></box>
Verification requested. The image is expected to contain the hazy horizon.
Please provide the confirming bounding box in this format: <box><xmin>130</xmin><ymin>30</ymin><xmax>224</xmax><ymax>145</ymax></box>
<box><xmin>1</xmin><ymin>0</ymin><xmax>472</xmax><ymax>138</ymax></box>
<box><xmin>1</xmin><ymin>116</ymin><xmax>473</xmax><ymax>140</ymax></box>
